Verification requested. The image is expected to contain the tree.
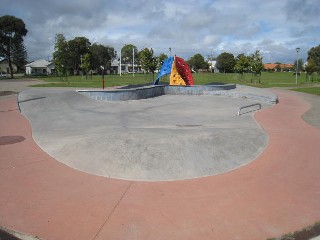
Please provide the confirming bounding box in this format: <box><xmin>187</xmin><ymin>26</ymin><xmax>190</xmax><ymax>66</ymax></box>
<box><xmin>80</xmin><ymin>53</ymin><xmax>91</xmax><ymax>79</ymax></box>
<box><xmin>0</xmin><ymin>15</ymin><xmax>28</xmax><ymax>78</ymax></box>
<box><xmin>68</xmin><ymin>37</ymin><xmax>91</xmax><ymax>75</ymax></box>
<box><xmin>234</xmin><ymin>53</ymin><xmax>251</xmax><ymax>77</ymax></box>
<box><xmin>187</xmin><ymin>53</ymin><xmax>209</xmax><ymax>72</ymax></box>
<box><xmin>90</xmin><ymin>43</ymin><xmax>116</xmax><ymax>72</ymax></box>
<box><xmin>121</xmin><ymin>44</ymin><xmax>138</xmax><ymax>64</ymax></box>
<box><xmin>250</xmin><ymin>50</ymin><xmax>264</xmax><ymax>84</ymax></box>
<box><xmin>157</xmin><ymin>53</ymin><xmax>168</xmax><ymax>70</ymax></box>
<box><xmin>307</xmin><ymin>45</ymin><xmax>320</xmax><ymax>74</ymax></box>
<box><xmin>53</xmin><ymin>33</ymin><xmax>69</xmax><ymax>81</ymax></box>
<box><xmin>139</xmin><ymin>48</ymin><xmax>157</xmax><ymax>77</ymax></box>
<box><xmin>12</xmin><ymin>34</ymin><xmax>27</xmax><ymax>71</ymax></box>
<box><xmin>305</xmin><ymin>58</ymin><xmax>317</xmax><ymax>82</ymax></box>
<box><xmin>216</xmin><ymin>52</ymin><xmax>235</xmax><ymax>73</ymax></box>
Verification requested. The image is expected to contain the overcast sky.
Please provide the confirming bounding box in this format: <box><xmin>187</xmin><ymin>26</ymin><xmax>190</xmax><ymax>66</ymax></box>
<box><xmin>1</xmin><ymin>0</ymin><xmax>319</xmax><ymax>63</ymax></box>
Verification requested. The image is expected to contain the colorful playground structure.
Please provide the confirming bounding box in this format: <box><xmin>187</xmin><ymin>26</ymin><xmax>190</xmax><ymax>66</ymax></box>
<box><xmin>154</xmin><ymin>56</ymin><xmax>194</xmax><ymax>86</ymax></box>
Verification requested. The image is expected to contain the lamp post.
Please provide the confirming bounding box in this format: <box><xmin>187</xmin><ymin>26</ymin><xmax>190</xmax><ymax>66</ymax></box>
<box><xmin>119</xmin><ymin>48</ymin><xmax>122</xmax><ymax>76</ymax></box>
<box><xmin>132</xmin><ymin>47</ymin><xmax>134</xmax><ymax>77</ymax></box>
<box><xmin>295</xmin><ymin>47</ymin><xmax>300</xmax><ymax>85</ymax></box>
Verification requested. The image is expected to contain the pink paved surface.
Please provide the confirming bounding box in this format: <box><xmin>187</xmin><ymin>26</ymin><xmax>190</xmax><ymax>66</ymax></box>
<box><xmin>0</xmin><ymin>90</ymin><xmax>320</xmax><ymax>240</ymax></box>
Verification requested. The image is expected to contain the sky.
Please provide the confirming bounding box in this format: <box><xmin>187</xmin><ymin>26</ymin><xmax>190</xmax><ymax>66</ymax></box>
<box><xmin>1</xmin><ymin>0</ymin><xmax>319</xmax><ymax>63</ymax></box>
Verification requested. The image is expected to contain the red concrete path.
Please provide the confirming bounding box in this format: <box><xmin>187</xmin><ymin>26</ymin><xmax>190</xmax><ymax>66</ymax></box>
<box><xmin>0</xmin><ymin>91</ymin><xmax>320</xmax><ymax>240</ymax></box>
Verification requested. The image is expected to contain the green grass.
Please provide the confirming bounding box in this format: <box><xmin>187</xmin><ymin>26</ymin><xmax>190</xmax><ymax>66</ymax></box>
<box><xmin>31</xmin><ymin>71</ymin><xmax>320</xmax><ymax>88</ymax></box>
<box><xmin>31</xmin><ymin>74</ymin><xmax>156</xmax><ymax>88</ymax></box>
<box><xmin>292</xmin><ymin>87</ymin><xmax>320</xmax><ymax>95</ymax></box>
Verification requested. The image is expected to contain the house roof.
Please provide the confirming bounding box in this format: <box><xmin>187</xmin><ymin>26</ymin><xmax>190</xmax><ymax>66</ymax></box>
<box><xmin>25</xmin><ymin>59</ymin><xmax>52</xmax><ymax>68</ymax></box>
<box><xmin>264</xmin><ymin>63</ymin><xmax>294</xmax><ymax>69</ymax></box>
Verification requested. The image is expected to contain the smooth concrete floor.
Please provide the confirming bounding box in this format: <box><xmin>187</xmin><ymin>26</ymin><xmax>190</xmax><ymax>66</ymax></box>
<box><xmin>18</xmin><ymin>88</ymin><xmax>270</xmax><ymax>181</ymax></box>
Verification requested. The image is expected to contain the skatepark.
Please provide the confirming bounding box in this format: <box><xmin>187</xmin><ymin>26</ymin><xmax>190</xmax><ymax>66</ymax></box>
<box><xmin>1</xmin><ymin>79</ymin><xmax>320</xmax><ymax>239</ymax></box>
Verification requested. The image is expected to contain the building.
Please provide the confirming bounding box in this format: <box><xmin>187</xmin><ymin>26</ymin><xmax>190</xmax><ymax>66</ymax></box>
<box><xmin>208</xmin><ymin>60</ymin><xmax>218</xmax><ymax>73</ymax></box>
<box><xmin>25</xmin><ymin>59</ymin><xmax>55</xmax><ymax>75</ymax></box>
<box><xmin>263</xmin><ymin>63</ymin><xmax>294</xmax><ymax>72</ymax></box>
<box><xmin>111</xmin><ymin>59</ymin><xmax>143</xmax><ymax>74</ymax></box>
<box><xmin>0</xmin><ymin>58</ymin><xmax>18</xmax><ymax>75</ymax></box>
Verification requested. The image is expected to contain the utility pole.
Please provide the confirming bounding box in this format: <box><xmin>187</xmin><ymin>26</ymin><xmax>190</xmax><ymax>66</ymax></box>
<box><xmin>296</xmin><ymin>47</ymin><xmax>300</xmax><ymax>85</ymax></box>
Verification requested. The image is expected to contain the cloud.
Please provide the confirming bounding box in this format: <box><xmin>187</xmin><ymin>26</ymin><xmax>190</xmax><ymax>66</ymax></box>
<box><xmin>1</xmin><ymin>0</ymin><xmax>318</xmax><ymax>63</ymax></box>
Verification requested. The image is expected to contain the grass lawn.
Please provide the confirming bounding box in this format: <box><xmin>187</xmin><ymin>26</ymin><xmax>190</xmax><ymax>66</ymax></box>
<box><xmin>30</xmin><ymin>71</ymin><xmax>320</xmax><ymax>89</ymax></box>
<box><xmin>291</xmin><ymin>87</ymin><xmax>320</xmax><ymax>95</ymax></box>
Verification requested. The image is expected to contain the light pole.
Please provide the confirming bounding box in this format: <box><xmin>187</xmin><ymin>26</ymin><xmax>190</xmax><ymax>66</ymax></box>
<box><xmin>295</xmin><ymin>47</ymin><xmax>300</xmax><ymax>85</ymax></box>
<box><xmin>119</xmin><ymin>47</ymin><xmax>122</xmax><ymax>76</ymax></box>
<box><xmin>132</xmin><ymin>47</ymin><xmax>134</xmax><ymax>77</ymax></box>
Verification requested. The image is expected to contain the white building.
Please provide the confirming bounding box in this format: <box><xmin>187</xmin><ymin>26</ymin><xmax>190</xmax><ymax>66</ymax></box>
<box><xmin>208</xmin><ymin>60</ymin><xmax>218</xmax><ymax>73</ymax></box>
<box><xmin>111</xmin><ymin>59</ymin><xmax>143</xmax><ymax>75</ymax></box>
<box><xmin>25</xmin><ymin>59</ymin><xmax>55</xmax><ymax>75</ymax></box>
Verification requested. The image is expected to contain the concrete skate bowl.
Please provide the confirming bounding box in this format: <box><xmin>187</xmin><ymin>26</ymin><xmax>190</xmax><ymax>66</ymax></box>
<box><xmin>18</xmin><ymin>85</ymin><xmax>277</xmax><ymax>181</ymax></box>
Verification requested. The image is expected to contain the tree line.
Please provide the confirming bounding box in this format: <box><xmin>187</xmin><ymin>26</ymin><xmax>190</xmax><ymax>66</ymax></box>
<box><xmin>53</xmin><ymin>33</ymin><xmax>116</xmax><ymax>80</ymax></box>
<box><xmin>53</xmin><ymin>34</ymin><xmax>172</xmax><ymax>80</ymax></box>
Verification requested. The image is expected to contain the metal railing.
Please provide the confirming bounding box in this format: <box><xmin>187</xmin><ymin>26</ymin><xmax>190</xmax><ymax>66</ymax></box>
<box><xmin>237</xmin><ymin>103</ymin><xmax>261</xmax><ymax>116</ymax></box>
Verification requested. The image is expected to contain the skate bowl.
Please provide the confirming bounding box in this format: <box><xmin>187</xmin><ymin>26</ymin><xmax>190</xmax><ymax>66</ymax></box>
<box><xmin>17</xmin><ymin>85</ymin><xmax>277</xmax><ymax>181</ymax></box>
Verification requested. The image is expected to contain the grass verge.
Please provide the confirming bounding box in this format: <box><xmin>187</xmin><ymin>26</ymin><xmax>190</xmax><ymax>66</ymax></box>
<box><xmin>267</xmin><ymin>221</ymin><xmax>320</xmax><ymax>240</ymax></box>
<box><xmin>291</xmin><ymin>87</ymin><xmax>320</xmax><ymax>95</ymax></box>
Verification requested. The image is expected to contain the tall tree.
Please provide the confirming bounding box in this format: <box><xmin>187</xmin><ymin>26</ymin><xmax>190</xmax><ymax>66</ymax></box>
<box><xmin>250</xmin><ymin>50</ymin><xmax>264</xmax><ymax>84</ymax></box>
<box><xmin>307</xmin><ymin>45</ymin><xmax>320</xmax><ymax>74</ymax></box>
<box><xmin>187</xmin><ymin>53</ymin><xmax>209</xmax><ymax>72</ymax></box>
<box><xmin>90</xmin><ymin>43</ymin><xmax>116</xmax><ymax>71</ymax></box>
<box><xmin>12</xmin><ymin>34</ymin><xmax>27</xmax><ymax>71</ymax></box>
<box><xmin>68</xmin><ymin>37</ymin><xmax>91</xmax><ymax>74</ymax></box>
<box><xmin>216</xmin><ymin>52</ymin><xmax>235</xmax><ymax>73</ymax></box>
<box><xmin>80</xmin><ymin>53</ymin><xmax>91</xmax><ymax>79</ymax></box>
<box><xmin>139</xmin><ymin>48</ymin><xmax>157</xmax><ymax>77</ymax></box>
<box><xmin>121</xmin><ymin>44</ymin><xmax>138</xmax><ymax>64</ymax></box>
<box><xmin>53</xmin><ymin>33</ymin><xmax>69</xmax><ymax>81</ymax></box>
<box><xmin>305</xmin><ymin>58</ymin><xmax>317</xmax><ymax>82</ymax></box>
<box><xmin>234</xmin><ymin>53</ymin><xmax>251</xmax><ymax>76</ymax></box>
<box><xmin>0</xmin><ymin>15</ymin><xmax>28</xmax><ymax>78</ymax></box>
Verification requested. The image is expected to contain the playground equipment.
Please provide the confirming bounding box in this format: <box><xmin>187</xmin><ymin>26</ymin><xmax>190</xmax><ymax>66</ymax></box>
<box><xmin>154</xmin><ymin>56</ymin><xmax>194</xmax><ymax>86</ymax></box>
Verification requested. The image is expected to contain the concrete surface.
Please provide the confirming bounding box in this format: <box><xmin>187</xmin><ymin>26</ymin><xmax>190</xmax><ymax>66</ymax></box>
<box><xmin>1</xmin><ymin>90</ymin><xmax>320</xmax><ymax>240</ymax></box>
<box><xmin>0</xmin><ymin>79</ymin><xmax>44</xmax><ymax>95</ymax></box>
<box><xmin>18</xmin><ymin>88</ymin><xmax>270</xmax><ymax>181</ymax></box>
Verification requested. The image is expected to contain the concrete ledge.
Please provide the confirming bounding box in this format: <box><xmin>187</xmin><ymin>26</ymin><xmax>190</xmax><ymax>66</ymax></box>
<box><xmin>77</xmin><ymin>83</ymin><xmax>278</xmax><ymax>104</ymax></box>
<box><xmin>77</xmin><ymin>84</ymin><xmax>237</xmax><ymax>101</ymax></box>
<box><xmin>78</xmin><ymin>85</ymin><xmax>165</xmax><ymax>101</ymax></box>
<box><xmin>164</xmin><ymin>84</ymin><xmax>236</xmax><ymax>95</ymax></box>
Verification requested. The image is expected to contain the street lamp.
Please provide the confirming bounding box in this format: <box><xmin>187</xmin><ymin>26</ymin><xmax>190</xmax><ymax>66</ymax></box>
<box><xmin>119</xmin><ymin>47</ymin><xmax>122</xmax><ymax>76</ymax></box>
<box><xmin>296</xmin><ymin>47</ymin><xmax>300</xmax><ymax>85</ymax></box>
